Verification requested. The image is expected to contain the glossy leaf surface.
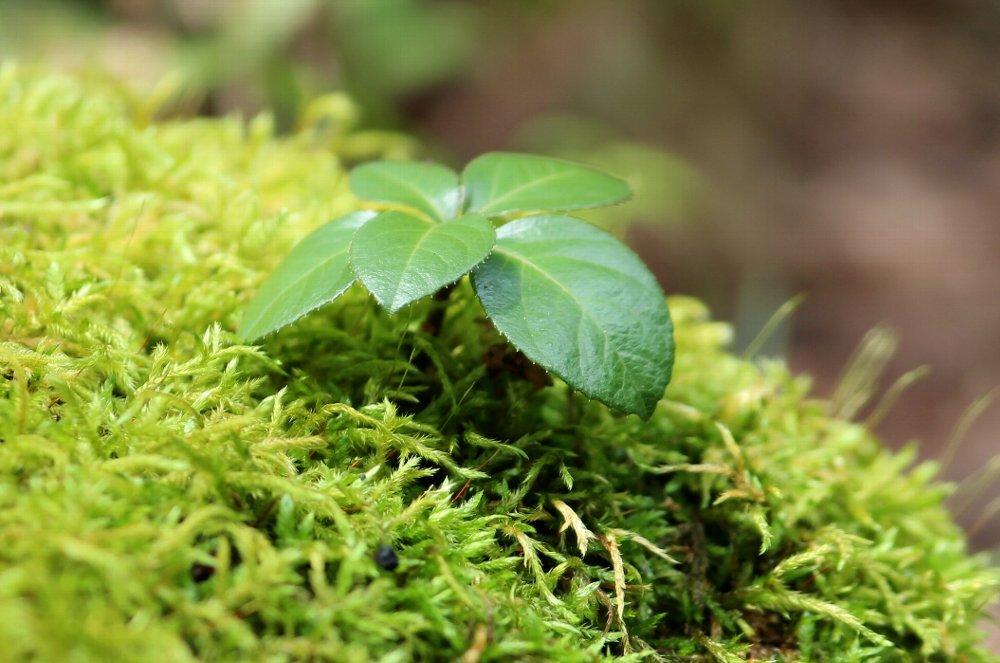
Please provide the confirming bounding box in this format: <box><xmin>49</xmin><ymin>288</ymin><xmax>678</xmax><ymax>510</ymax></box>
<box><xmin>349</xmin><ymin>160</ymin><xmax>461</xmax><ymax>222</ymax></box>
<box><xmin>239</xmin><ymin>211</ymin><xmax>375</xmax><ymax>341</ymax></box>
<box><xmin>472</xmin><ymin>215</ymin><xmax>673</xmax><ymax>418</ymax></box>
<box><xmin>462</xmin><ymin>152</ymin><xmax>631</xmax><ymax>216</ymax></box>
<box><xmin>351</xmin><ymin>211</ymin><xmax>495</xmax><ymax>313</ymax></box>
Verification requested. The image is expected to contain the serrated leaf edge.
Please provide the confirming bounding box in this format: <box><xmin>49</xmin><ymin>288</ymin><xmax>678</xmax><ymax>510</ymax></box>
<box><xmin>470</xmin><ymin>219</ymin><xmax>671</xmax><ymax>418</ymax></box>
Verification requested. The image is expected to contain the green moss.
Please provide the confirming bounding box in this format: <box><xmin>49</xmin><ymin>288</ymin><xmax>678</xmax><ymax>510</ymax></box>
<box><xmin>1</xmin><ymin>64</ymin><xmax>997</xmax><ymax>662</ymax></box>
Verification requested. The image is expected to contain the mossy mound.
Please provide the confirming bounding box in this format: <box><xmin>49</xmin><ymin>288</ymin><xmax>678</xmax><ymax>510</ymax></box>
<box><xmin>1</xmin><ymin>65</ymin><xmax>997</xmax><ymax>662</ymax></box>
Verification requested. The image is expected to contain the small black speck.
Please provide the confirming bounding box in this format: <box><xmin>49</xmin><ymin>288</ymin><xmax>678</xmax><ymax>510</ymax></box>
<box><xmin>374</xmin><ymin>544</ymin><xmax>399</xmax><ymax>571</ymax></box>
<box><xmin>190</xmin><ymin>563</ymin><xmax>214</xmax><ymax>583</ymax></box>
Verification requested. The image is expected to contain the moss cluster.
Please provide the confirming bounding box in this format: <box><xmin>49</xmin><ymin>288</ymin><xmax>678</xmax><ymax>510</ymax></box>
<box><xmin>1</xmin><ymin>65</ymin><xmax>996</xmax><ymax>661</ymax></box>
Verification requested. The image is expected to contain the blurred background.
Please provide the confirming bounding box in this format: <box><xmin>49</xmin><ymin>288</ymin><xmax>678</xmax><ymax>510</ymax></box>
<box><xmin>1</xmin><ymin>0</ymin><xmax>998</xmax><ymax>551</ymax></box>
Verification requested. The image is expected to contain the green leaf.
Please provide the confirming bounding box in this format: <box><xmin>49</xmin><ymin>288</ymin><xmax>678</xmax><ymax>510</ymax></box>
<box><xmin>350</xmin><ymin>210</ymin><xmax>496</xmax><ymax>314</ymax></box>
<box><xmin>238</xmin><ymin>212</ymin><xmax>374</xmax><ymax>341</ymax></box>
<box><xmin>462</xmin><ymin>152</ymin><xmax>631</xmax><ymax>216</ymax></box>
<box><xmin>349</xmin><ymin>160</ymin><xmax>461</xmax><ymax>222</ymax></box>
<box><xmin>472</xmin><ymin>215</ymin><xmax>672</xmax><ymax>418</ymax></box>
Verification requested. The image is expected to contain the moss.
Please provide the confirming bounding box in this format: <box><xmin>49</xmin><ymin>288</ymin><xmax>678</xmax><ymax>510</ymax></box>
<box><xmin>0</xmin><ymin>64</ymin><xmax>997</xmax><ymax>661</ymax></box>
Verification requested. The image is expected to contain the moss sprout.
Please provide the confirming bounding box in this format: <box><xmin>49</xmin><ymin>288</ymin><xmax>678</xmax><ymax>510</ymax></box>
<box><xmin>1</xmin><ymin>65</ymin><xmax>997</xmax><ymax>661</ymax></box>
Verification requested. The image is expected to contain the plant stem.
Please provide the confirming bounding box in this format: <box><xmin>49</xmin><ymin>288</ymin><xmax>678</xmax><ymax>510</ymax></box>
<box><xmin>420</xmin><ymin>283</ymin><xmax>456</xmax><ymax>338</ymax></box>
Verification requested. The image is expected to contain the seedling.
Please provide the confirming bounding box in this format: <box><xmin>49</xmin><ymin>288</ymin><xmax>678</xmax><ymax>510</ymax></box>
<box><xmin>239</xmin><ymin>152</ymin><xmax>674</xmax><ymax>417</ymax></box>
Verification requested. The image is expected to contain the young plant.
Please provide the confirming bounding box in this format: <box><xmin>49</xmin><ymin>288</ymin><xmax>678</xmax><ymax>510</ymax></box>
<box><xmin>239</xmin><ymin>153</ymin><xmax>674</xmax><ymax>418</ymax></box>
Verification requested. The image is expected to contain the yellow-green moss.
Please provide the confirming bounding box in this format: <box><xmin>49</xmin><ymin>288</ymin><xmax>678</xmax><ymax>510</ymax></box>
<box><xmin>1</xmin><ymin>64</ymin><xmax>997</xmax><ymax>662</ymax></box>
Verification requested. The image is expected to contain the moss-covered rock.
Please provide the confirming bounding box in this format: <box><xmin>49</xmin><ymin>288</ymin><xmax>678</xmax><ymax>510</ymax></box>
<box><xmin>1</xmin><ymin>65</ymin><xmax>996</xmax><ymax>661</ymax></box>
